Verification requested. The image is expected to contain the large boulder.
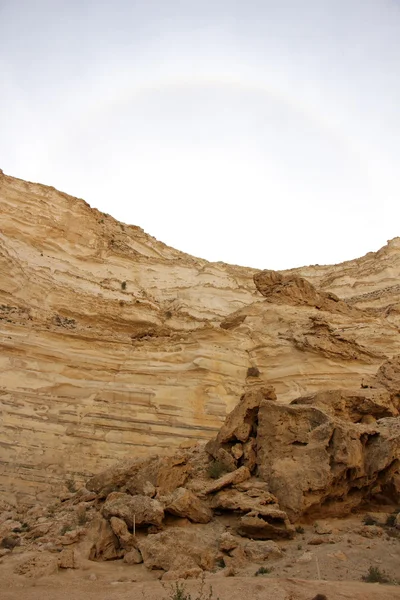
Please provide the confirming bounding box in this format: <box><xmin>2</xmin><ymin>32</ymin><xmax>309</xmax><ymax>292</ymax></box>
<box><xmin>138</xmin><ymin>526</ymin><xmax>220</xmax><ymax>574</ymax></box>
<box><xmin>86</xmin><ymin>453</ymin><xmax>192</xmax><ymax>499</ymax></box>
<box><xmin>243</xmin><ymin>539</ymin><xmax>283</xmax><ymax>562</ymax></box>
<box><xmin>203</xmin><ymin>466</ymin><xmax>251</xmax><ymax>495</ymax></box>
<box><xmin>253</xmin><ymin>270</ymin><xmax>353</xmax><ymax>315</ymax></box>
<box><xmin>86</xmin><ymin>456</ymin><xmax>158</xmax><ymax>498</ymax></box>
<box><xmin>88</xmin><ymin>518</ymin><xmax>123</xmax><ymax>561</ymax></box>
<box><xmin>237</xmin><ymin>506</ymin><xmax>295</xmax><ymax>540</ymax></box>
<box><xmin>102</xmin><ymin>492</ymin><xmax>164</xmax><ymax>528</ymax></box>
<box><xmin>211</xmin><ymin>487</ymin><xmax>277</xmax><ymax>512</ymax></box>
<box><xmin>109</xmin><ymin>516</ymin><xmax>137</xmax><ymax>550</ymax></box>
<box><xmin>256</xmin><ymin>400</ymin><xmax>400</xmax><ymax>521</ymax></box>
<box><xmin>164</xmin><ymin>488</ymin><xmax>213</xmax><ymax>523</ymax></box>
<box><xmin>212</xmin><ymin>386</ymin><xmax>276</xmax><ymax>446</ymax></box>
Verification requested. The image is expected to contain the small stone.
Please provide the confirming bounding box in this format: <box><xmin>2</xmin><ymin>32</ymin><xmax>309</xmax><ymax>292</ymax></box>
<box><xmin>123</xmin><ymin>548</ymin><xmax>143</xmax><ymax>564</ymax></box>
<box><xmin>314</xmin><ymin>521</ymin><xmax>332</xmax><ymax>535</ymax></box>
<box><xmin>328</xmin><ymin>551</ymin><xmax>348</xmax><ymax>561</ymax></box>
<box><xmin>143</xmin><ymin>481</ymin><xmax>156</xmax><ymax>497</ymax></box>
<box><xmin>231</xmin><ymin>444</ymin><xmax>243</xmax><ymax>460</ymax></box>
<box><xmin>219</xmin><ymin>532</ymin><xmax>239</xmax><ymax>552</ymax></box>
<box><xmin>297</xmin><ymin>551</ymin><xmax>313</xmax><ymax>564</ymax></box>
<box><xmin>58</xmin><ymin>547</ymin><xmax>77</xmax><ymax>569</ymax></box>
<box><xmin>223</xmin><ymin>566</ymin><xmax>237</xmax><ymax>577</ymax></box>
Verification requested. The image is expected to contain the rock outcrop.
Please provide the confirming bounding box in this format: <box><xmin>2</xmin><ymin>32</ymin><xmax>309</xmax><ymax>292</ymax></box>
<box><xmin>1</xmin><ymin>372</ymin><xmax>398</xmax><ymax>580</ymax></box>
<box><xmin>1</xmin><ymin>169</ymin><xmax>400</xmax><ymax>507</ymax></box>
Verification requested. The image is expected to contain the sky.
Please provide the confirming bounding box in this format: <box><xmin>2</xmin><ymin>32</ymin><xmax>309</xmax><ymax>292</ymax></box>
<box><xmin>1</xmin><ymin>0</ymin><xmax>399</xmax><ymax>269</ymax></box>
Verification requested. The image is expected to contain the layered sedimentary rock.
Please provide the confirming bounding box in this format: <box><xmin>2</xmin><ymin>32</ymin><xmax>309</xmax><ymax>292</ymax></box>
<box><xmin>1</xmin><ymin>169</ymin><xmax>400</xmax><ymax>504</ymax></box>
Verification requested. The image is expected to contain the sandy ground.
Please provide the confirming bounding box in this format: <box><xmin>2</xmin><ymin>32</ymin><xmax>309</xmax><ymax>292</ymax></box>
<box><xmin>1</xmin><ymin>512</ymin><xmax>399</xmax><ymax>599</ymax></box>
<box><xmin>1</xmin><ymin>573</ymin><xmax>400</xmax><ymax>600</ymax></box>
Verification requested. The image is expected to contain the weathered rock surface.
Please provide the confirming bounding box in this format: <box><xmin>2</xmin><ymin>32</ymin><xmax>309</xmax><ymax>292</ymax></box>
<box><xmin>138</xmin><ymin>526</ymin><xmax>220</xmax><ymax>573</ymax></box>
<box><xmin>109</xmin><ymin>516</ymin><xmax>137</xmax><ymax>550</ymax></box>
<box><xmin>164</xmin><ymin>487</ymin><xmax>212</xmax><ymax>523</ymax></box>
<box><xmin>238</xmin><ymin>507</ymin><xmax>295</xmax><ymax>540</ymax></box>
<box><xmin>88</xmin><ymin>518</ymin><xmax>123</xmax><ymax>561</ymax></box>
<box><xmin>102</xmin><ymin>492</ymin><xmax>164</xmax><ymax>528</ymax></box>
<box><xmin>290</xmin><ymin>388</ymin><xmax>398</xmax><ymax>422</ymax></box>
<box><xmin>2</xmin><ymin>170</ymin><xmax>400</xmax><ymax>508</ymax></box>
<box><xmin>256</xmin><ymin>400</ymin><xmax>400</xmax><ymax>521</ymax></box>
<box><xmin>202</xmin><ymin>466</ymin><xmax>251</xmax><ymax>495</ymax></box>
<box><xmin>254</xmin><ymin>269</ymin><xmax>353</xmax><ymax>314</ymax></box>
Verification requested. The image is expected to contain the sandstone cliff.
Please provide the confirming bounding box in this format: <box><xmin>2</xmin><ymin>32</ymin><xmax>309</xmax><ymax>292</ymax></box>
<box><xmin>1</xmin><ymin>169</ymin><xmax>400</xmax><ymax>505</ymax></box>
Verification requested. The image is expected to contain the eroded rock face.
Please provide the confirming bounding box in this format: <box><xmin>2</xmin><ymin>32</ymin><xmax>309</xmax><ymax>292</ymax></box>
<box><xmin>256</xmin><ymin>400</ymin><xmax>400</xmax><ymax>521</ymax></box>
<box><xmin>2</xmin><ymin>169</ymin><xmax>400</xmax><ymax>509</ymax></box>
<box><xmin>238</xmin><ymin>507</ymin><xmax>295</xmax><ymax>540</ymax></box>
<box><xmin>290</xmin><ymin>388</ymin><xmax>398</xmax><ymax>422</ymax></box>
<box><xmin>1</xmin><ymin>362</ymin><xmax>399</xmax><ymax>580</ymax></box>
<box><xmin>376</xmin><ymin>355</ymin><xmax>400</xmax><ymax>399</ymax></box>
<box><xmin>253</xmin><ymin>270</ymin><xmax>353</xmax><ymax>314</ymax></box>
<box><xmin>88</xmin><ymin>518</ymin><xmax>123</xmax><ymax>561</ymax></box>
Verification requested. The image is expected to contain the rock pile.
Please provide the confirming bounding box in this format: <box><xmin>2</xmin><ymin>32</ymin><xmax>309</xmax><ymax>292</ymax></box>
<box><xmin>1</xmin><ymin>359</ymin><xmax>399</xmax><ymax>580</ymax></box>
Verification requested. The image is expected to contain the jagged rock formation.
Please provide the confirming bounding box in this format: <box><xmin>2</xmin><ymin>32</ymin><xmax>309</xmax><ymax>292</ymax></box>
<box><xmin>0</xmin><ymin>375</ymin><xmax>398</xmax><ymax>581</ymax></box>
<box><xmin>1</xmin><ymin>169</ymin><xmax>400</xmax><ymax>505</ymax></box>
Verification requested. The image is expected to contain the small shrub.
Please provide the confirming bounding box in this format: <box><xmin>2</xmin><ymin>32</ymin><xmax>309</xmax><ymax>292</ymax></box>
<box><xmin>386</xmin><ymin>514</ymin><xmax>396</xmax><ymax>527</ymax></box>
<box><xmin>385</xmin><ymin>509</ymin><xmax>400</xmax><ymax>527</ymax></box>
<box><xmin>311</xmin><ymin>595</ymin><xmax>328</xmax><ymax>600</ymax></box>
<box><xmin>207</xmin><ymin>460</ymin><xmax>227</xmax><ymax>479</ymax></box>
<box><xmin>363</xmin><ymin>514</ymin><xmax>378</xmax><ymax>526</ymax></box>
<box><xmin>362</xmin><ymin>566</ymin><xmax>391</xmax><ymax>584</ymax></box>
<box><xmin>254</xmin><ymin>566</ymin><xmax>271</xmax><ymax>576</ymax></box>
<box><xmin>295</xmin><ymin>525</ymin><xmax>305</xmax><ymax>534</ymax></box>
<box><xmin>297</xmin><ymin>543</ymin><xmax>302</xmax><ymax>550</ymax></box>
<box><xmin>59</xmin><ymin>524</ymin><xmax>73</xmax><ymax>536</ymax></box>
<box><xmin>121</xmin><ymin>281</ymin><xmax>127</xmax><ymax>290</ymax></box>
<box><xmin>163</xmin><ymin>576</ymin><xmax>219</xmax><ymax>600</ymax></box>
<box><xmin>0</xmin><ymin>536</ymin><xmax>20</xmax><ymax>550</ymax></box>
<box><xmin>77</xmin><ymin>507</ymin><xmax>88</xmax><ymax>526</ymax></box>
<box><xmin>66</xmin><ymin>479</ymin><xmax>76</xmax><ymax>493</ymax></box>
<box><xmin>215</xmin><ymin>557</ymin><xmax>225</xmax><ymax>569</ymax></box>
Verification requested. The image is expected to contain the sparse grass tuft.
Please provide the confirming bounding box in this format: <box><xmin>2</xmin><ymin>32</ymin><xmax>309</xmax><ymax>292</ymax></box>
<box><xmin>363</xmin><ymin>514</ymin><xmax>378</xmax><ymax>526</ymax></box>
<box><xmin>162</xmin><ymin>576</ymin><xmax>219</xmax><ymax>600</ymax></box>
<box><xmin>385</xmin><ymin>509</ymin><xmax>399</xmax><ymax>527</ymax></box>
<box><xmin>362</xmin><ymin>566</ymin><xmax>391</xmax><ymax>584</ymax></box>
<box><xmin>207</xmin><ymin>460</ymin><xmax>227</xmax><ymax>479</ymax></box>
<box><xmin>0</xmin><ymin>536</ymin><xmax>20</xmax><ymax>550</ymax></box>
<box><xmin>59</xmin><ymin>524</ymin><xmax>73</xmax><ymax>536</ymax></box>
<box><xmin>254</xmin><ymin>566</ymin><xmax>271</xmax><ymax>576</ymax></box>
<box><xmin>66</xmin><ymin>479</ymin><xmax>76</xmax><ymax>493</ymax></box>
<box><xmin>77</xmin><ymin>506</ymin><xmax>89</xmax><ymax>526</ymax></box>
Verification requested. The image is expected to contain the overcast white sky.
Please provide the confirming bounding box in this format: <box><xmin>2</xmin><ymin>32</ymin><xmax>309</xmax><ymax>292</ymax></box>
<box><xmin>1</xmin><ymin>1</ymin><xmax>399</xmax><ymax>269</ymax></box>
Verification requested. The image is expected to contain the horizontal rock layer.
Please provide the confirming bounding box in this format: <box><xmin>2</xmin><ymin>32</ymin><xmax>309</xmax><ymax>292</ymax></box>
<box><xmin>1</xmin><ymin>170</ymin><xmax>400</xmax><ymax>504</ymax></box>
